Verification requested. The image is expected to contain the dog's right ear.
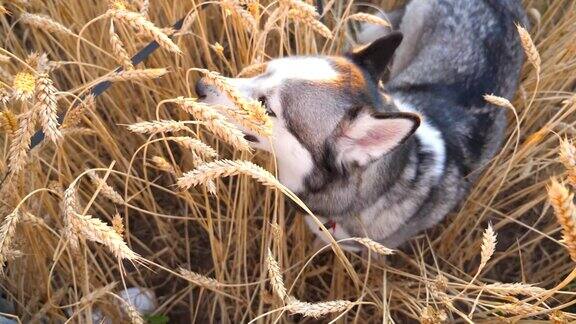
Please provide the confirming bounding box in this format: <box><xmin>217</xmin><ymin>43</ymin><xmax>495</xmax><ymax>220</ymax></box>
<box><xmin>348</xmin><ymin>32</ymin><xmax>403</xmax><ymax>79</ymax></box>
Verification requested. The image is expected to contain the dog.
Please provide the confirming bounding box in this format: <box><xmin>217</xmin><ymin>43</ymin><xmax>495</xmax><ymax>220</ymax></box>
<box><xmin>195</xmin><ymin>0</ymin><xmax>528</xmax><ymax>250</ymax></box>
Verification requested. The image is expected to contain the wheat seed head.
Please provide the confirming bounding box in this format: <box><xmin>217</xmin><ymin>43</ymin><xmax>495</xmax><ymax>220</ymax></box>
<box><xmin>479</xmin><ymin>223</ymin><xmax>497</xmax><ymax>270</ymax></box>
<box><xmin>547</xmin><ymin>178</ymin><xmax>576</xmax><ymax>262</ymax></box>
<box><xmin>287</xmin><ymin>9</ymin><xmax>333</xmax><ymax>39</ymax></box>
<box><xmin>266</xmin><ymin>249</ymin><xmax>287</xmax><ymax>300</ymax></box>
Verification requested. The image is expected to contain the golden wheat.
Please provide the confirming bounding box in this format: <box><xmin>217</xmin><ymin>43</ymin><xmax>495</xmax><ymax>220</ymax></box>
<box><xmin>237</xmin><ymin>62</ymin><xmax>267</xmax><ymax>77</ymax></box>
<box><xmin>34</xmin><ymin>73</ymin><xmax>62</xmax><ymax>143</ymax></box>
<box><xmin>127</xmin><ymin>120</ymin><xmax>189</xmax><ymax>134</ymax></box>
<box><xmin>177</xmin><ymin>159</ymin><xmax>282</xmax><ymax>190</ymax></box>
<box><xmin>150</xmin><ymin>155</ymin><xmax>176</xmax><ymax>174</ymax></box>
<box><xmin>8</xmin><ymin>110</ymin><xmax>36</xmax><ymax>174</ymax></box>
<box><xmin>179</xmin><ymin>268</ymin><xmax>223</xmax><ymax>289</ymax></box>
<box><xmin>548</xmin><ymin>178</ymin><xmax>576</xmax><ymax>262</ymax></box>
<box><xmin>280</xmin><ymin>0</ymin><xmax>319</xmax><ymax>18</ymax></box>
<box><xmin>484</xmin><ymin>94</ymin><xmax>514</xmax><ymax>109</ymax></box>
<box><xmin>348</xmin><ymin>13</ymin><xmax>390</xmax><ymax>27</ymax></box>
<box><xmin>221</xmin><ymin>0</ymin><xmax>257</xmax><ymax>30</ymax></box>
<box><xmin>266</xmin><ymin>248</ymin><xmax>286</xmax><ymax>300</ymax></box>
<box><xmin>88</xmin><ymin>171</ymin><xmax>125</xmax><ymax>205</ymax></box>
<box><xmin>110</xmin><ymin>9</ymin><xmax>181</xmax><ymax>53</ymax></box>
<box><xmin>20</xmin><ymin>12</ymin><xmax>73</xmax><ymax>35</ymax></box>
<box><xmin>516</xmin><ymin>24</ymin><xmax>541</xmax><ymax>73</ymax></box>
<box><xmin>109</xmin><ymin>22</ymin><xmax>134</xmax><ymax>70</ymax></box>
<box><xmin>288</xmin><ymin>9</ymin><xmax>333</xmax><ymax>39</ymax></box>
<box><xmin>559</xmin><ymin>138</ymin><xmax>576</xmax><ymax>188</ymax></box>
<box><xmin>12</xmin><ymin>71</ymin><xmax>36</xmax><ymax>101</ymax></box>
<box><xmin>479</xmin><ymin>224</ymin><xmax>497</xmax><ymax>272</ymax></box>
<box><xmin>0</xmin><ymin>111</ymin><xmax>17</xmax><ymax>135</ymax></box>
<box><xmin>497</xmin><ymin>301</ymin><xmax>541</xmax><ymax>316</ymax></box>
<box><xmin>352</xmin><ymin>237</ymin><xmax>395</xmax><ymax>255</ymax></box>
<box><xmin>0</xmin><ymin>211</ymin><xmax>20</xmax><ymax>276</ymax></box>
<box><xmin>112</xmin><ymin>213</ymin><xmax>125</xmax><ymax>236</ymax></box>
<box><xmin>484</xmin><ymin>282</ymin><xmax>546</xmax><ymax>297</ymax></box>
<box><xmin>170</xmin><ymin>136</ymin><xmax>218</xmax><ymax>159</ymax></box>
<box><xmin>61</xmin><ymin>95</ymin><xmax>95</xmax><ymax>129</ymax></box>
<box><xmin>285</xmin><ymin>296</ymin><xmax>356</xmax><ymax>318</ymax></box>
<box><xmin>106</xmin><ymin>68</ymin><xmax>168</xmax><ymax>82</ymax></box>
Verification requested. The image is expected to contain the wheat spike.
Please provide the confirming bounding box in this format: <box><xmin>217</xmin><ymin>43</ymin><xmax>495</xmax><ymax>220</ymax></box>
<box><xmin>177</xmin><ymin>159</ymin><xmax>282</xmax><ymax>190</ymax></box>
<box><xmin>548</xmin><ymin>178</ymin><xmax>576</xmax><ymax>262</ymax></box>
<box><xmin>110</xmin><ymin>9</ymin><xmax>181</xmax><ymax>53</ymax></box>
<box><xmin>497</xmin><ymin>302</ymin><xmax>541</xmax><ymax>316</ymax></box>
<box><xmin>559</xmin><ymin>138</ymin><xmax>576</xmax><ymax>188</ymax></box>
<box><xmin>179</xmin><ymin>268</ymin><xmax>223</xmax><ymax>289</ymax></box>
<box><xmin>150</xmin><ymin>156</ymin><xmax>176</xmax><ymax>174</ymax></box>
<box><xmin>79</xmin><ymin>283</ymin><xmax>117</xmax><ymax>306</ymax></box>
<box><xmin>12</xmin><ymin>71</ymin><xmax>36</xmax><ymax>101</ymax></box>
<box><xmin>170</xmin><ymin>136</ymin><xmax>218</xmax><ymax>159</ymax></box>
<box><xmin>221</xmin><ymin>0</ymin><xmax>257</xmax><ymax>30</ymax></box>
<box><xmin>62</xmin><ymin>95</ymin><xmax>95</xmax><ymax>129</ymax></box>
<box><xmin>127</xmin><ymin>120</ymin><xmax>189</xmax><ymax>134</ymax></box>
<box><xmin>351</xmin><ymin>237</ymin><xmax>395</xmax><ymax>255</ymax></box>
<box><xmin>280</xmin><ymin>0</ymin><xmax>319</xmax><ymax>18</ymax></box>
<box><xmin>0</xmin><ymin>54</ymin><xmax>10</xmax><ymax>63</ymax></box>
<box><xmin>106</xmin><ymin>68</ymin><xmax>168</xmax><ymax>82</ymax></box>
<box><xmin>177</xmin><ymin>98</ymin><xmax>251</xmax><ymax>151</ymax></box>
<box><xmin>112</xmin><ymin>213</ymin><xmax>125</xmax><ymax>236</ymax></box>
<box><xmin>288</xmin><ymin>9</ymin><xmax>333</xmax><ymax>39</ymax></box>
<box><xmin>484</xmin><ymin>94</ymin><xmax>514</xmax><ymax>109</ymax></box>
<box><xmin>285</xmin><ymin>296</ymin><xmax>355</xmax><ymax>318</ymax></box>
<box><xmin>21</xmin><ymin>212</ymin><xmax>47</xmax><ymax>227</ymax></box>
<box><xmin>0</xmin><ymin>88</ymin><xmax>10</xmax><ymax>106</ymax></box>
<box><xmin>88</xmin><ymin>171</ymin><xmax>125</xmax><ymax>205</ymax></box>
<box><xmin>138</xmin><ymin>0</ymin><xmax>149</xmax><ymax>16</ymax></box>
<box><xmin>484</xmin><ymin>282</ymin><xmax>546</xmax><ymax>297</ymax></box>
<box><xmin>479</xmin><ymin>224</ymin><xmax>497</xmax><ymax>271</ymax></box>
<box><xmin>420</xmin><ymin>306</ymin><xmax>448</xmax><ymax>324</ymax></box>
<box><xmin>8</xmin><ymin>110</ymin><xmax>36</xmax><ymax>174</ymax></box>
<box><xmin>0</xmin><ymin>211</ymin><xmax>21</xmax><ymax>276</ymax></box>
<box><xmin>238</xmin><ymin>62</ymin><xmax>267</xmax><ymax>77</ymax></box>
<box><xmin>348</xmin><ymin>13</ymin><xmax>390</xmax><ymax>27</ymax></box>
<box><xmin>62</xmin><ymin>185</ymin><xmax>82</xmax><ymax>250</ymax></box>
<box><xmin>516</xmin><ymin>24</ymin><xmax>541</xmax><ymax>73</ymax></box>
<box><xmin>109</xmin><ymin>22</ymin><xmax>134</xmax><ymax>70</ymax></box>
<box><xmin>0</xmin><ymin>111</ymin><xmax>18</xmax><ymax>135</ymax></box>
<box><xmin>195</xmin><ymin>69</ymin><xmax>272</xmax><ymax>136</ymax></box>
<box><xmin>20</xmin><ymin>12</ymin><xmax>73</xmax><ymax>35</ymax></box>
<box><xmin>34</xmin><ymin>73</ymin><xmax>62</xmax><ymax>143</ymax></box>
<box><xmin>266</xmin><ymin>249</ymin><xmax>286</xmax><ymax>300</ymax></box>
<box><xmin>123</xmin><ymin>300</ymin><xmax>144</xmax><ymax>324</ymax></box>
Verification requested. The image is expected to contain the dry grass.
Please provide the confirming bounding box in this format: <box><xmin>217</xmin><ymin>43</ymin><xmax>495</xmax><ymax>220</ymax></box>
<box><xmin>0</xmin><ymin>0</ymin><xmax>574</xmax><ymax>322</ymax></box>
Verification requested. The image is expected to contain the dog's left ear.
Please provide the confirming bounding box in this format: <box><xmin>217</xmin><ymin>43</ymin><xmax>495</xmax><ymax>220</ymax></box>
<box><xmin>335</xmin><ymin>108</ymin><xmax>420</xmax><ymax>167</ymax></box>
<box><xmin>348</xmin><ymin>32</ymin><xmax>403</xmax><ymax>79</ymax></box>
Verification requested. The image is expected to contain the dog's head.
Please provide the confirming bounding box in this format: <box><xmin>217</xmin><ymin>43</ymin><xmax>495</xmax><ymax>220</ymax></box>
<box><xmin>196</xmin><ymin>33</ymin><xmax>420</xmax><ymax>193</ymax></box>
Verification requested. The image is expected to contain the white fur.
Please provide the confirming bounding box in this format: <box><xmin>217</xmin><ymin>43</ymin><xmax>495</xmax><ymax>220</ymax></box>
<box><xmin>392</xmin><ymin>97</ymin><xmax>446</xmax><ymax>178</ymax></box>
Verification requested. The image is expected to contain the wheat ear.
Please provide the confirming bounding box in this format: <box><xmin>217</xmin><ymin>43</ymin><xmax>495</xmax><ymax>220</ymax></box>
<box><xmin>20</xmin><ymin>13</ymin><xmax>73</xmax><ymax>35</ymax></box>
<box><xmin>221</xmin><ymin>0</ymin><xmax>257</xmax><ymax>30</ymax></box>
<box><xmin>112</xmin><ymin>213</ymin><xmax>125</xmax><ymax>236</ymax></box>
<box><xmin>34</xmin><ymin>73</ymin><xmax>62</xmax><ymax>143</ymax></box>
<box><xmin>0</xmin><ymin>211</ymin><xmax>21</xmax><ymax>276</ymax></box>
<box><xmin>0</xmin><ymin>111</ymin><xmax>17</xmax><ymax>135</ymax></box>
<box><xmin>288</xmin><ymin>9</ymin><xmax>333</xmax><ymax>39</ymax></box>
<box><xmin>280</xmin><ymin>0</ymin><xmax>319</xmax><ymax>18</ymax></box>
<box><xmin>484</xmin><ymin>94</ymin><xmax>514</xmax><ymax>109</ymax></box>
<box><xmin>548</xmin><ymin>178</ymin><xmax>576</xmax><ymax>262</ymax></box>
<box><xmin>351</xmin><ymin>237</ymin><xmax>395</xmax><ymax>255</ymax></box>
<box><xmin>150</xmin><ymin>156</ymin><xmax>176</xmax><ymax>174</ymax></box>
<box><xmin>177</xmin><ymin>98</ymin><xmax>251</xmax><ymax>151</ymax></box>
<box><xmin>479</xmin><ymin>224</ymin><xmax>497</xmax><ymax>272</ymax></box>
<box><xmin>516</xmin><ymin>24</ymin><xmax>541</xmax><ymax>73</ymax></box>
<box><xmin>88</xmin><ymin>171</ymin><xmax>125</xmax><ymax>205</ymax></box>
<box><xmin>559</xmin><ymin>138</ymin><xmax>576</xmax><ymax>188</ymax></box>
<box><xmin>109</xmin><ymin>22</ymin><xmax>134</xmax><ymax>70</ymax></box>
<box><xmin>484</xmin><ymin>282</ymin><xmax>546</xmax><ymax>297</ymax></box>
<box><xmin>106</xmin><ymin>68</ymin><xmax>168</xmax><ymax>82</ymax></box>
<box><xmin>266</xmin><ymin>249</ymin><xmax>286</xmax><ymax>300</ymax></box>
<box><xmin>8</xmin><ymin>110</ymin><xmax>36</xmax><ymax>174</ymax></box>
<box><xmin>127</xmin><ymin>120</ymin><xmax>189</xmax><ymax>134</ymax></box>
<box><xmin>285</xmin><ymin>296</ymin><xmax>356</xmax><ymax>318</ymax></box>
<box><xmin>348</xmin><ymin>13</ymin><xmax>390</xmax><ymax>27</ymax></box>
<box><xmin>62</xmin><ymin>95</ymin><xmax>95</xmax><ymax>129</ymax></box>
<box><xmin>238</xmin><ymin>62</ymin><xmax>267</xmax><ymax>77</ymax></box>
<box><xmin>179</xmin><ymin>268</ymin><xmax>223</xmax><ymax>289</ymax></box>
<box><xmin>110</xmin><ymin>9</ymin><xmax>181</xmax><ymax>53</ymax></box>
<box><xmin>12</xmin><ymin>71</ymin><xmax>36</xmax><ymax>101</ymax></box>
<box><xmin>169</xmin><ymin>136</ymin><xmax>218</xmax><ymax>159</ymax></box>
<box><xmin>177</xmin><ymin>160</ymin><xmax>282</xmax><ymax>190</ymax></box>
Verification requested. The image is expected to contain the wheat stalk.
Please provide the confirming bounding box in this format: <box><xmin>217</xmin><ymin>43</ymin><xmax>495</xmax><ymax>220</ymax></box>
<box><xmin>479</xmin><ymin>224</ymin><xmax>497</xmax><ymax>272</ymax></box>
<box><xmin>348</xmin><ymin>13</ymin><xmax>390</xmax><ymax>27</ymax></box>
<box><xmin>177</xmin><ymin>98</ymin><xmax>251</xmax><ymax>151</ymax></box>
<box><xmin>285</xmin><ymin>296</ymin><xmax>356</xmax><ymax>318</ymax></box>
<box><xmin>106</xmin><ymin>68</ymin><xmax>168</xmax><ymax>82</ymax></box>
<box><xmin>0</xmin><ymin>211</ymin><xmax>21</xmax><ymax>276</ymax></box>
<box><xmin>62</xmin><ymin>95</ymin><xmax>95</xmax><ymax>129</ymax></box>
<box><xmin>177</xmin><ymin>159</ymin><xmax>282</xmax><ymax>190</ymax></box>
<box><xmin>484</xmin><ymin>282</ymin><xmax>546</xmax><ymax>297</ymax></box>
<box><xmin>110</xmin><ymin>9</ymin><xmax>181</xmax><ymax>53</ymax></box>
<box><xmin>266</xmin><ymin>248</ymin><xmax>286</xmax><ymax>300</ymax></box>
<box><xmin>548</xmin><ymin>178</ymin><xmax>576</xmax><ymax>262</ymax></box>
<box><xmin>288</xmin><ymin>9</ymin><xmax>333</xmax><ymax>39</ymax></box>
<box><xmin>195</xmin><ymin>69</ymin><xmax>272</xmax><ymax>136</ymax></box>
<box><xmin>8</xmin><ymin>109</ymin><xmax>36</xmax><ymax>174</ymax></box>
<box><xmin>127</xmin><ymin>120</ymin><xmax>189</xmax><ymax>134</ymax></box>
<box><xmin>20</xmin><ymin>12</ymin><xmax>73</xmax><ymax>35</ymax></box>
<box><xmin>88</xmin><ymin>171</ymin><xmax>125</xmax><ymax>205</ymax></box>
<box><xmin>179</xmin><ymin>268</ymin><xmax>223</xmax><ymax>289</ymax></box>
<box><xmin>516</xmin><ymin>24</ymin><xmax>541</xmax><ymax>73</ymax></box>
<box><xmin>109</xmin><ymin>22</ymin><xmax>134</xmax><ymax>70</ymax></box>
<box><xmin>351</xmin><ymin>237</ymin><xmax>395</xmax><ymax>255</ymax></box>
<box><xmin>170</xmin><ymin>136</ymin><xmax>218</xmax><ymax>159</ymax></box>
<box><xmin>34</xmin><ymin>73</ymin><xmax>62</xmax><ymax>143</ymax></box>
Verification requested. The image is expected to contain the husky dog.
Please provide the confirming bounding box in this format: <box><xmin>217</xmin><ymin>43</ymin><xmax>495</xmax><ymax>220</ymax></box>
<box><xmin>195</xmin><ymin>0</ymin><xmax>528</xmax><ymax>250</ymax></box>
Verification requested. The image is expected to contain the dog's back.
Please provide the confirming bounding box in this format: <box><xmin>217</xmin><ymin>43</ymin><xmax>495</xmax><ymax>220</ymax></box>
<box><xmin>388</xmin><ymin>0</ymin><xmax>528</xmax><ymax>174</ymax></box>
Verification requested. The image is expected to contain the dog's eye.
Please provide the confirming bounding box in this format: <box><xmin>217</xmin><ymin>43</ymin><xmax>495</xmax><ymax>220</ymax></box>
<box><xmin>258</xmin><ymin>96</ymin><xmax>276</xmax><ymax>117</ymax></box>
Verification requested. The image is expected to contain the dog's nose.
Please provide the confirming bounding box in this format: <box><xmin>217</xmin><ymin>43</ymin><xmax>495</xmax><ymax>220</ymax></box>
<box><xmin>195</xmin><ymin>78</ymin><xmax>209</xmax><ymax>99</ymax></box>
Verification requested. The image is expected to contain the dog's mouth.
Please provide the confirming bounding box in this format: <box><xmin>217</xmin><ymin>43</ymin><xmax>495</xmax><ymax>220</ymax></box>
<box><xmin>244</xmin><ymin>134</ymin><xmax>259</xmax><ymax>143</ymax></box>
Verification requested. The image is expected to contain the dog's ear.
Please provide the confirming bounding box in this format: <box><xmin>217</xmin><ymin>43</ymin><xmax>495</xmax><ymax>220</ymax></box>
<box><xmin>348</xmin><ymin>32</ymin><xmax>403</xmax><ymax>79</ymax></box>
<box><xmin>335</xmin><ymin>108</ymin><xmax>420</xmax><ymax>167</ymax></box>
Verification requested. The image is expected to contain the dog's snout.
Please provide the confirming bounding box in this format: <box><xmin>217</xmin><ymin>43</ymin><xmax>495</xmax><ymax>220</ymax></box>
<box><xmin>195</xmin><ymin>78</ymin><xmax>209</xmax><ymax>99</ymax></box>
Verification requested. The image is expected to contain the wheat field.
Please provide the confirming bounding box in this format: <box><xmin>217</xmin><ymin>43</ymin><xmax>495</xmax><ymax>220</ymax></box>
<box><xmin>0</xmin><ymin>0</ymin><xmax>574</xmax><ymax>322</ymax></box>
